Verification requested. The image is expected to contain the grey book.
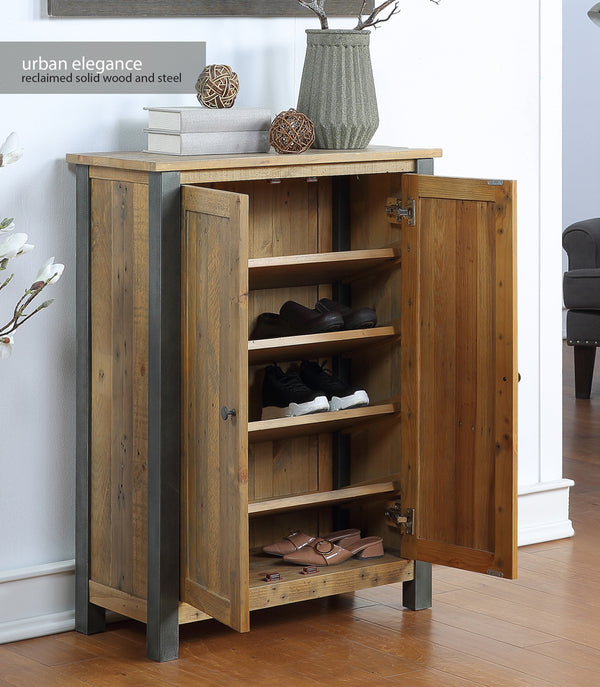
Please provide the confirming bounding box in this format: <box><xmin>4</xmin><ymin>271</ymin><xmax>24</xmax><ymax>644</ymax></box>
<box><xmin>145</xmin><ymin>128</ymin><xmax>271</xmax><ymax>155</ymax></box>
<box><xmin>144</xmin><ymin>106</ymin><xmax>272</xmax><ymax>133</ymax></box>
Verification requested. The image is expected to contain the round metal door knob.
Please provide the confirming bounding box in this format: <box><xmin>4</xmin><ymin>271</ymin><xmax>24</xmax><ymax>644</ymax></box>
<box><xmin>220</xmin><ymin>406</ymin><xmax>236</xmax><ymax>421</ymax></box>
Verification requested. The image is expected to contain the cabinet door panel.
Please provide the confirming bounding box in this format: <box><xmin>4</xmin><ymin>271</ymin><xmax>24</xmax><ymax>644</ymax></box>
<box><xmin>180</xmin><ymin>185</ymin><xmax>250</xmax><ymax>631</ymax></box>
<box><xmin>400</xmin><ymin>175</ymin><xmax>517</xmax><ymax>579</ymax></box>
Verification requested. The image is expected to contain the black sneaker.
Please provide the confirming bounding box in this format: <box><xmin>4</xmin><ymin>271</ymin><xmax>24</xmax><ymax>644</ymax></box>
<box><xmin>300</xmin><ymin>360</ymin><xmax>370</xmax><ymax>412</ymax></box>
<box><xmin>261</xmin><ymin>364</ymin><xmax>329</xmax><ymax>420</ymax></box>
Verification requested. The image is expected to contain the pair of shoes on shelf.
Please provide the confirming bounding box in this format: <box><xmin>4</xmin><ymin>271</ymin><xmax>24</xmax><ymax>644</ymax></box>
<box><xmin>262</xmin><ymin>528</ymin><xmax>385</xmax><ymax>566</ymax></box>
<box><xmin>262</xmin><ymin>528</ymin><xmax>361</xmax><ymax>556</ymax></box>
<box><xmin>250</xmin><ymin>299</ymin><xmax>377</xmax><ymax>340</ymax></box>
<box><xmin>283</xmin><ymin>536</ymin><xmax>385</xmax><ymax>566</ymax></box>
<box><xmin>261</xmin><ymin>360</ymin><xmax>370</xmax><ymax>420</ymax></box>
<box><xmin>314</xmin><ymin>298</ymin><xmax>377</xmax><ymax>331</ymax></box>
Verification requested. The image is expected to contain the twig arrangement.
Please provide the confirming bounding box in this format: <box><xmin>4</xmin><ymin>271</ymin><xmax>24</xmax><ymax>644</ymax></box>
<box><xmin>294</xmin><ymin>0</ymin><xmax>439</xmax><ymax>31</ymax></box>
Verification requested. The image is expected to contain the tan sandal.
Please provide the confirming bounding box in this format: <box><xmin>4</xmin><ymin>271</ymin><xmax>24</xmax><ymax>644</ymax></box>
<box><xmin>262</xmin><ymin>528</ymin><xmax>360</xmax><ymax>557</ymax></box>
<box><xmin>282</xmin><ymin>536</ymin><xmax>384</xmax><ymax>566</ymax></box>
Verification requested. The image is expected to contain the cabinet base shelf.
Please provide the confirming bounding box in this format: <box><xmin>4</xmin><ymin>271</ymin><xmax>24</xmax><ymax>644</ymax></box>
<box><xmin>248</xmin><ymin>551</ymin><xmax>413</xmax><ymax>611</ymax></box>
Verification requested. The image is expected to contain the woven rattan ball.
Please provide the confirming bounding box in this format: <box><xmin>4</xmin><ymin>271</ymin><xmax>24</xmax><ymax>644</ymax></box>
<box><xmin>195</xmin><ymin>64</ymin><xmax>239</xmax><ymax>108</ymax></box>
<box><xmin>269</xmin><ymin>109</ymin><xmax>315</xmax><ymax>154</ymax></box>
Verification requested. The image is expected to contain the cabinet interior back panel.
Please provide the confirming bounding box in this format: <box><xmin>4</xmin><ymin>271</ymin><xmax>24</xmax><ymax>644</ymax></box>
<box><xmin>216</xmin><ymin>178</ymin><xmax>334</xmax><ymax>547</ymax></box>
<box><xmin>348</xmin><ymin>174</ymin><xmax>402</xmax><ymax>487</ymax></box>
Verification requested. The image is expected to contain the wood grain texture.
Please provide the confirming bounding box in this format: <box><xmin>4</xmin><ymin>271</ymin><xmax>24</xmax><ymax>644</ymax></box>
<box><xmin>180</xmin><ymin>184</ymin><xmax>250</xmax><ymax>632</ymax></box>
<box><xmin>248</xmin><ymin>554</ymin><xmax>414</xmax><ymax>611</ymax></box>
<box><xmin>66</xmin><ymin>147</ymin><xmax>442</xmax><ymax>174</ymax></box>
<box><xmin>248</xmin><ymin>247</ymin><xmax>398</xmax><ymax>290</ymax></box>
<box><xmin>248</xmin><ymin>326</ymin><xmax>398</xmax><ymax>366</ymax></box>
<box><xmin>89</xmin><ymin>178</ymin><xmax>149</xmax><ymax>596</ymax></box>
<box><xmin>400</xmin><ymin>175</ymin><xmax>517</xmax><ymax>578</ymax></box>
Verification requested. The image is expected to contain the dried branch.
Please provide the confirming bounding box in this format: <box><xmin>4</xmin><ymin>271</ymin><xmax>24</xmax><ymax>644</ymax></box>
<box><xmin>295</xmin><ymin>0</ymin><xmax>329</xmax><ymax>29</ymax></box>
<box><xmin>295</xmin><ymin>0</ymin><xmax>440</xmax><ymax>32</ymax></box>
<box><xmin>354</xmin><ymin>0</ymin><xmax>400</xmax><ymax>30</ymax></box>
<box><xmin>0</xmin><ymin>278</ymin><xmax>55</xmax><ymax>337</ymax></box>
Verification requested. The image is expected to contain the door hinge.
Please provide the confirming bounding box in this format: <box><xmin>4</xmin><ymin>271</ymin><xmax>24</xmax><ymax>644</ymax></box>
<box><xmin>384</xmin><ymin>502</ymin><xmax>414</xmax><ymax>535</ymax></box>
<box><xmin>385</xmin><ymin>198</ymin><xmax>416</xmax><ymax>226</ymax></box>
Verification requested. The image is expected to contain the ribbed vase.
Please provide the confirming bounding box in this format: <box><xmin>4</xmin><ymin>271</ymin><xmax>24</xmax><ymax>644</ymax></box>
<box><xmin>297</xmin><ymin>29</ymin><xmax>379</xmax><ymax>150</ymax></box>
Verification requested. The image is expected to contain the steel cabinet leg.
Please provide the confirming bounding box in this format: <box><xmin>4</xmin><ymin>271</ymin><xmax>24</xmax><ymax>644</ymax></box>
<box><xmin>146</xmin><ymin>172</ymin><xmax>181</xmax><ymax>662</ymax></box>
<box><xmin>75</xmin><ymin>164</ymin><xmax>106</xmax><ymax>635</ymax></box>
<box><xmin>403</xmin><ymin>560</ymin><xmax>433</xmax><ymax>610</ymax></box>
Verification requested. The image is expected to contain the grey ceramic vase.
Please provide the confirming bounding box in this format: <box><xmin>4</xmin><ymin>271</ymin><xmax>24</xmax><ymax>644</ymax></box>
<box><xmin>297</xmin><ymin>29</ymin><xmax>379</xmax><ymax>150</ymax></box>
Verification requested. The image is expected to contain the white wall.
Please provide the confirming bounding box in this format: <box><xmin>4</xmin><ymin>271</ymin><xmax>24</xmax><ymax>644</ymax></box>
<box><xmin>0</xmin><ymin>0</ymin><xmax>569</xmax><ymax>642</ymax></box>
<box><xmin>562</xmin><ymin>0</ymin><xmax>600</xmax><ymax>332</ymax></box>
<box><xmin>564</xmin><ymin>0</ymin><xmax>600</xmax><ymax>229</ymax></box>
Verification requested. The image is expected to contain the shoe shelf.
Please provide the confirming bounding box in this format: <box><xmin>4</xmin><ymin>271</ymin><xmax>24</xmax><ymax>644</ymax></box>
<box><xmin>247</xmin><ymin>552</ymin><xmax>414</xmax><ymax>612</ymax></box>
<box><xmin>248</xmin><ymin>326</ymin><xmax>399</xmax><ymax>366</ymax></box>
<box><xmin>248</xmin><ymin>402</ymin><xmax>398</xmax><ymax>444</ymax></box>
<box><xmin>248</xmin><ymin>248</ymin><xmax>399</xmax><ymax>290</ymax></box>
<box><xmin>248</xmin><ymin>479</ymin><xmax>399</xmax><ymax>517</ymax></box>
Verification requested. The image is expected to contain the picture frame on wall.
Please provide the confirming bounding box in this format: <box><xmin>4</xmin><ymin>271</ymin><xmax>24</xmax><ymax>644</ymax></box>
<box><xmin>47</xmin><ymin>0</ymin><xmax>371</xmax><ymax>18</ymax></box>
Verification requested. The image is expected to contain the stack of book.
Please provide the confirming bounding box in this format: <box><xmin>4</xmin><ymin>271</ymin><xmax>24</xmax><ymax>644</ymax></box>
<box><xmin>144</xmin><ymin>106</ymin><xmax>272</xmax><ymax>156</ymax></box>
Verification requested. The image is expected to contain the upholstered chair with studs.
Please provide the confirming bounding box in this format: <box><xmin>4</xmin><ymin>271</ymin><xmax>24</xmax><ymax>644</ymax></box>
<box><xmin>563</xmin><ymin>218</ymin><xmax>600</xmax><ymax>398</ymax></box>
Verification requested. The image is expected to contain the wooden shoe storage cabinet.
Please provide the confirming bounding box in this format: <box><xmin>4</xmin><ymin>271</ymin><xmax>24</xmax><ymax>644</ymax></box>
<box><xmin>69</xmin><ymin>147</ymin><xmax>517</xmax><ymax>661</ymax></box>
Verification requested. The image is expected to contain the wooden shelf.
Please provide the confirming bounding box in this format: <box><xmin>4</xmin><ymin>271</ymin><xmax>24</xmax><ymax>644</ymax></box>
<box><xmin>248</xmin><ymin>248</ymin><xmax>399</xmax><ymax>290</ymax></box>
<box><xmin>248</xmin><ymin>480</ymin><xmax>399</xmax><ymax>516</ymax></box>
<box><xmin>248</xmin><ymin>551</ymin><xmax>413</xmax><ymax>611</ymax></box>
<box><xmin>248</xmin><ymin>326</ymin><xmax>398</xmax><ymax>366</ymax></box>
<box><xmin>248</xmin><ymin>402</ymin><xmax>398</xmax><ymax>444</ymax></box>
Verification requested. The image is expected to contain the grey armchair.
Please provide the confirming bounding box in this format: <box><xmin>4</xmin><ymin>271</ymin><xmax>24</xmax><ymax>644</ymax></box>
<box><xmin>563</xmin><ymin>218</ymin><xmax>600</xmax><ymax>398</ymax></box>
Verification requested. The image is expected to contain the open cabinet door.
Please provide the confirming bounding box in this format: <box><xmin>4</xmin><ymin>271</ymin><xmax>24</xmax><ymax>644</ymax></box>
<box><xmin>399</xmin><ymin>174</ymin><xmax>517</xmax><ymax>579</ymax></box>
<box><xmin>180</xmin><ymin>185</ymin><xmax>250</xmax><ymax>631</ymax></box>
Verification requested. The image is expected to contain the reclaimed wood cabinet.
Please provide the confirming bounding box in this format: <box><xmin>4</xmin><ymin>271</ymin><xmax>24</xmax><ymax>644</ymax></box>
<box><xmin>69</xmin><ymin>147</ymin><xmax>517</xmax><ymax>661</ymax></box>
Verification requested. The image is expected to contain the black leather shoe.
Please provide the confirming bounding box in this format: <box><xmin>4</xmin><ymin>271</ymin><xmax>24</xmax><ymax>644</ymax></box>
<box><xmin>279</xmin><ymin>300</ymin><xmax>344</xmax><ymax>335</ymax></box>
<box><xmin>314</xmin><ymin>298</ymin><xmax>377</xmax><ymax>330</ymax></box>
<box><xmin>250</xmin><ymin>312</ymin><xmax>294</xmax><ymax>340</ymax></box>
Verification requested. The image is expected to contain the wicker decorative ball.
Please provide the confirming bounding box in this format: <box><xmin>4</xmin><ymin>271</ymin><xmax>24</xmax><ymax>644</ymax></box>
<box><xmin>269</xmin><ymin>109</ymin><xmax>315</xmax><ymax>154</ymax></box>
<box><xmin>195</xmin><ymin>64</ymin><xmax>239</xmax><ymax>108</ymax></box>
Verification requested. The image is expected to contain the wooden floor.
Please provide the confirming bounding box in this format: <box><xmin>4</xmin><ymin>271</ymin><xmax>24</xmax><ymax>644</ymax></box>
<box><xmin>1</xmin><ymin>343</ymin><xmax>598</xmax><ymax>686</ymax></box>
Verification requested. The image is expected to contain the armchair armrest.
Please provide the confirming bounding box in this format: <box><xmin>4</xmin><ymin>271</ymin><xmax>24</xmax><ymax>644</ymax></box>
<box><xmin>563</xmin><ymin>218</ymin><xmax>600</xmax><ymax>269</ymax></box>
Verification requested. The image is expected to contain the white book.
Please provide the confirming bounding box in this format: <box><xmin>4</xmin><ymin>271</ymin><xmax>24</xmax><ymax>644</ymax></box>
<box><xmin>145</xmin><ymin>129</ymin><xmax>271</xmax><ymax>155</ymax></box>
<box><xmin>144</xmin><ymin>106</ymin><xmax>272</xmax><ymax>133</ymax></box>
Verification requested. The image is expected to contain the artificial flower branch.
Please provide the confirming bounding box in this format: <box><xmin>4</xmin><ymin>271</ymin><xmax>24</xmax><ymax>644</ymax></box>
<box><xmin>0</xmin><ymin>132</ymin><xmax>64</xmax><ymax>359</ymax></box>
<box><xmin>0</xmin><ymin>272</ymin><xmax>58</xmax><ymax>338</ymax></box>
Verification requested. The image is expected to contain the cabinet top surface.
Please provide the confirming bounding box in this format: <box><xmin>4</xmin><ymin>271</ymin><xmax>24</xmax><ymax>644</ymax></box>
<box><xmin>65</xmin><ymin>146</ymin><xmax>442</xmax><ymax>172</ymax></box>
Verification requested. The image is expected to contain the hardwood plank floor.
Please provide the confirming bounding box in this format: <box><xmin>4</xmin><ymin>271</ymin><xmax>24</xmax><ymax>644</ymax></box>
<box><xmin>0</xmin><ymin>341</ymin><xmax>597</xmax><ymax>686</ymax></box>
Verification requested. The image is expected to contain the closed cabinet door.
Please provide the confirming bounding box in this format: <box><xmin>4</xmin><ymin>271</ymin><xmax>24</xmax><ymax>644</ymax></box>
<box><xmin>399</xmin><ymin>174</ymin><xmax>517</xmax><ymax>579</ymax></box>
<box><xmin>180</xmin><ymin>184</ymin><xmax>250</xmax><ymax>631</ymax></box>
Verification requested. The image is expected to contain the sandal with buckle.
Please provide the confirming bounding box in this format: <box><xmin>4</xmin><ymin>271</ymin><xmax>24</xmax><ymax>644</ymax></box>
<box><xmin>282</xmin><ymin>536</ymin><xmax>384</xmax><ymax>566</ymax></box>
<box><xmin>262</xmin><ymin>528</ymin><xmax>361</xmax><ymax>557</ymax></box>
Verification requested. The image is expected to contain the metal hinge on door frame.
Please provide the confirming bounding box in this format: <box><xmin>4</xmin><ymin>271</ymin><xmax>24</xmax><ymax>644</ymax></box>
<box><xmin>384</xmin><ymin>501</ymin><xmax>415</xmax><ymax>535</ymax></box>
<box><xmin>385</xmin><ymin>198</ymin><xmax>416</xmax><ymax>226</ymax></box>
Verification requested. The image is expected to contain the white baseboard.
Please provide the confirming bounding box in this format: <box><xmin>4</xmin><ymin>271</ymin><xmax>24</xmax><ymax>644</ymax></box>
<box><xmin>0</xmin><ymin>560</ymin><xmax>75</xmax><ymax>644</ymax></box>
<box><xmin>0</xmin><ymin>483</ymin><xmax>576</xmax><ymax>645</ymax></box>
<box><xmin>518</xmin><ymin>478</ymin><xmax>575</xmax><ymax>546</ymax></box>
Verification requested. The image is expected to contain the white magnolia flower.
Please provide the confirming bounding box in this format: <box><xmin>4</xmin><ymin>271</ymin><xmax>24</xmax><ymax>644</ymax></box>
<box><xmin>36</xmin><ymin>256</ymin><xmax>64</xmax><ymax>284</ymax></box>
<box><xmin>0</xmin><ymin>132</ymin><xmax>24</xmax><ymax>167</ymax></box>
<box><xmin>0</xmin><ymin>219</ymin><xmax>15</xmax><ymax>233</ymax></box>
<box><xmin>0</xmin><ymin>335</ymin><xmax>14</xmax><ymax>359</ymax></box>
<box><xmin>18</xmin><ymin>243</ymin><xmax>34</xmax><ymax>256</ymax></box>
<box><xmin>0</xmin><ymin>232</ymin><xmax>29</xmax><ymax>260</ymax></box>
